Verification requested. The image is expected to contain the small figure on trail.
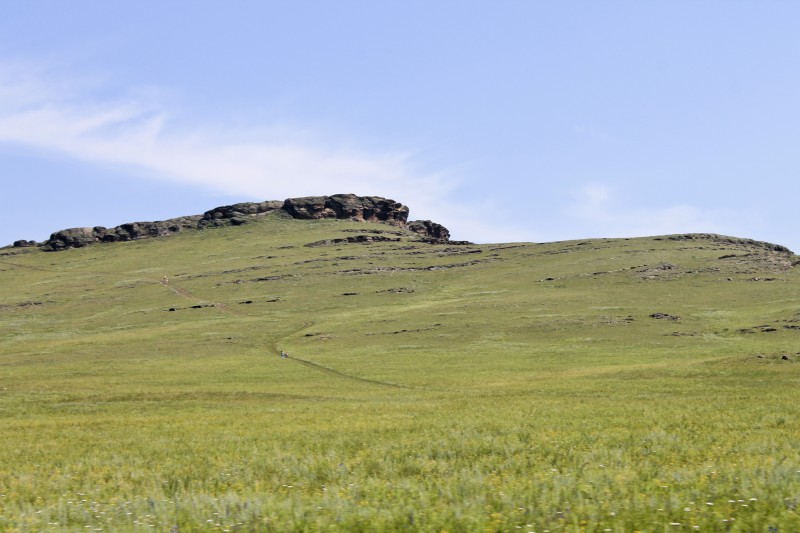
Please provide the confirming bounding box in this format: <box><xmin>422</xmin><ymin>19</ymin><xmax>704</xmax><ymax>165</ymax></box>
<box><xmin>162</xmin><ymin>276</ymin><xmax>169</xmax><ymax>285</ymax></box>
<box><xmin>280</xmin><ymin>350</ymin><xmax>288</xmax><ymax>359</ymax></box>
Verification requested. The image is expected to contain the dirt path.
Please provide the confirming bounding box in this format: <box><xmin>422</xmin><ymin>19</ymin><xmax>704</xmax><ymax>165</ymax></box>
<box><xmin>167</xmin><ymin>283</ymin><xmax>194</xmax><ymax>298</ymax></box>
<box><xmin>270</xmin><ymin>321</ymin><xmax>314</xmax><ymax>355</ymax></box>
<box><xmin>287</xmin><ymin>354</ymin><xmax>417</xmax><ymax>389</ymax></box>
<box><xmin>273</xmin><ymin>321</ymin><xmax>420</xmax><ymax>390</ymax></box>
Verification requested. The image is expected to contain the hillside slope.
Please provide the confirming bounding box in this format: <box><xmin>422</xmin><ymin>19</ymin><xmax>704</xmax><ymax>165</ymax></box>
<box><xmin>1</xmin><ymin>214</ymin><xmax>799</xmax><ymax>531</ymax></box>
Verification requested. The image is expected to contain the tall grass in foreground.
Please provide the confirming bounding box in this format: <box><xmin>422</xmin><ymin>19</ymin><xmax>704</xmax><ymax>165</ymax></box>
<box><xmin>2</xmin><ymin>360</ymin><xmax>798</xmax><ymax>532</ymax></box>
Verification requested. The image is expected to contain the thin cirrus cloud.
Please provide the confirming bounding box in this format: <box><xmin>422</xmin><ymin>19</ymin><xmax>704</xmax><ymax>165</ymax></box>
<box><xmin>0</xmin><ymin>63</ymin><xmax>455</xmax><ymax>218</ymax></box>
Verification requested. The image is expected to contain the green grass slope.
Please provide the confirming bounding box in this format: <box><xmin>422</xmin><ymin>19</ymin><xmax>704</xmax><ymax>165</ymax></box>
<box><xmin>1</xmin><ymin>213</ymin><xmax>799</xmax><ymax>531</ymax></box>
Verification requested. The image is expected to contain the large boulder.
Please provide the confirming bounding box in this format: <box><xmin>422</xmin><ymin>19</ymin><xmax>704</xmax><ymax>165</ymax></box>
<box><xmin>46</xmin><ymin>227</ymin><xmax>100</xmax><ymax>251</ymax></box>
<box><xmin>407</xmin><ymin>220</ymin><xmax>451</xmax><ymax>243</ymax></box>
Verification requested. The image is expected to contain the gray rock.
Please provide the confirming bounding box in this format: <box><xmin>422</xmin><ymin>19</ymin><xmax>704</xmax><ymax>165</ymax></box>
<box><xmin>282</xmin><ymin>194</ymin><xmax>409</xmax><ymax>225</ymax></box>
<box><xmin>407</xmin><ymin>220</ymin><xmax>450</xmax><ymax>243</ymax></box>
<box><xmin>198</xmin><ymin>201</ymin><xmax>283</xmax><ymax>228</ymax></box>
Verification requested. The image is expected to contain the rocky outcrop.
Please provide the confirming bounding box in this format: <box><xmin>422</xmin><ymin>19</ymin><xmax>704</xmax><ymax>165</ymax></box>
<box><xmin>41</xmin><ymin>194</ymin><xmax>453</xmax><ymax>251</ymax></box>
<box><xmin>45</xmin><ymin>216</ymin><xmax>203</xmax><ymax>251</ymax></box>
<box><xmin>102</xmin><ymin>216</ymin><xmax>202</xmax><ymax>242</ymax></box>
<box><xmin>282</xmin><ymin>194</ymin><xmax>409</xmax><ymax>225</ymax></box>
<box><xmin>407</xmin><ymin>220</ymin><xmax>450</xmax><ymax>244</ymax></box>
<box><xmin>46</xmin><ymin>228</ymin><xmax>98</xmax><ymax>250</ymax></box>
<box><xmin>305</xmin><ymin>235</ymin><xmax>402</xmax><ymax>247</ymax></box>
<box><xmin>198</xmin><ymin>201</ymin><xmax>283</xmax><ymax>228</ymax></box>
<box><xmin>662</xmin><ymin>234</ymin><xmax>792</xmax><ymax>254</ymax></box>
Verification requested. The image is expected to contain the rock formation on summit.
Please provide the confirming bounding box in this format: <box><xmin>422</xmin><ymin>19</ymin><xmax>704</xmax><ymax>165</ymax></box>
<box><xmin>198</xmin><ymin>201</ymin><xmax>284</xmax><ymax>228</ymax></box>
<box><xmin>39</xmin><ymin>194</ymin><xmax>455</xmax><ymax>251</ymax></box>
<box><xmin>282</xmin><ymin>195</ymin><xmax>409</xmax><ymax>225</ymax></box>
<box><xmin>45</xmin><ymin>216</ymin><xmax>204</xmax><ymax>251</ymax></box>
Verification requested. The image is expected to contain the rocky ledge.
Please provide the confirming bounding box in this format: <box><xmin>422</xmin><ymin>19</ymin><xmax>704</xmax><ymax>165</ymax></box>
<box><xmin>32</xmin><ymin>194</ymin><xmax>457</xmax><ymax>252</ymax></box>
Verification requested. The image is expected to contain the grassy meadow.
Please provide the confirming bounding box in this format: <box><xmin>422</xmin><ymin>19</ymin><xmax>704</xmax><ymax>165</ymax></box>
<box><xmin>1</xmin><ymin>211</ymin><xmax>799</xmax><ymax>531</ymax></box>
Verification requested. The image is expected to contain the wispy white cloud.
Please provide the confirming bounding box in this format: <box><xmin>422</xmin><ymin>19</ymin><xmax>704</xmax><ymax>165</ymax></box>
<box><xmin>0</xmin><ymin>62</ymin><xmax>455</xmax><ymax>219</ymax></box>
<box><xmin>566</xmin><ymin>183</ymin><xmax>757</xmax><ymax>239</ymax></box>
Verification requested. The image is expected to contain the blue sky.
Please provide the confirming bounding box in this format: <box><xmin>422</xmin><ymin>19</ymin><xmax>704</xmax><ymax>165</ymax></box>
<box><xmin>2</xmin><ymin>1</ymin><xmax>799</xmax><ymax>250</ymax></box>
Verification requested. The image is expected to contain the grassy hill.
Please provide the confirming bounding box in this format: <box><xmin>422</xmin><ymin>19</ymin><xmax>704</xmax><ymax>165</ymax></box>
<box><xmin>1</xmin><ymin>211</ymin><xmax>799</xmax><ymax>531</ymax></box>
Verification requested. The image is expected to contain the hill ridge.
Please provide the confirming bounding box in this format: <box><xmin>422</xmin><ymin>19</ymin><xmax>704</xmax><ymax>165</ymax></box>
<box><xmin>12</xmin><ymin>193</ymin><xmax>457</xmax><ymax>251</ymax></box>
<box><xmin>9</xmin><ymin>194</ymin><xmax>794</xmax><ymax>255</ymax></box>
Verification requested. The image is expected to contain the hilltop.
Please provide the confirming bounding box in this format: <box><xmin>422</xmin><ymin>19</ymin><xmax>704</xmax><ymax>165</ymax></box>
<box><xmin>1</xmin><ymin>198</ymin><xmax>799</xmax><ymax>531</ymax></box>
<box><xmin>10</xmin><ymin>193</ymin><xmax>458</xmax><ymax>251</ymax></box>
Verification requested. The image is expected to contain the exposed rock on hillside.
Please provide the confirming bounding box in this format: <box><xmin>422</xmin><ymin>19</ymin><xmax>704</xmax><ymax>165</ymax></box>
<box><xmin>282</xmin><ymin>195</ymin><xmax>409</xmax><ymax>225</ymax></box>
<box><xmin>305</xmin><ymin>235</ymin><xmax>402</xmax><ymax>247</ymax></box>
<box><xmin>46</xmin><ymin>228</ymin><xmax>99</xmax><ymax>250</ymax></box>
<box><xmin>46</xmin><ymin>216</ymin><xmax>203</xmax><ymax>252</ymax></box>
<box><xmin>407</xmin><ymin>220</ymin><xmax>450</xmax><ymax>244</ymax></box>
<box><xmin>661</xmin><ymin>233</ymin><xmax>792</xmax><ymax>253</ymax></box>
<box><xmin>41</xmin><ymin>194</ymin><xmax>454</xmax><ymax>251</ymax></box>
<box><xmin>198</xmin><ymin>201</ymin><xmax>284</xmax><ymax>228</ymax></box>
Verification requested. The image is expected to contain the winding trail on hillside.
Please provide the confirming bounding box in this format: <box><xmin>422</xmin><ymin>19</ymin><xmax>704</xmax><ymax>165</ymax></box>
<box><xmin>271</xmin><ymin>321</ymin><xmax>315</xmax><ymax>353</ymax></box>
<box><xmin>287</xmin><ymin>355</ymin><xmax>418</xmax><ymax>389</ymax></box>
<box><xmin>274</xmin><ymin>321</ymin><xmax>422</xmax><ymax>390</ymax></box>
